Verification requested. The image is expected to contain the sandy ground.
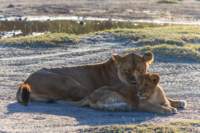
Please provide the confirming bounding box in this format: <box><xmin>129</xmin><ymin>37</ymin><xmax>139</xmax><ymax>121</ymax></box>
<box><xmin>1</xmin><ymin>0</ymin><xmax>200</xmax><ymax>20</ymax></box>
<box><xmin>0</xmin><ymin>34</ymin><xmax>199</xmax><ymax>132</ymax></box>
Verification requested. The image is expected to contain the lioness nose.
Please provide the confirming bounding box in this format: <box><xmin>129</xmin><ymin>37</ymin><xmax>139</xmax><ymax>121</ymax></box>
<box><xmin>129</xmin><ymin>75</ymin><xmax>136</xmax><ymax>81</ymax></box>
<box><xmin>138</xmin><ymin>92</ymin><xmax>143</xmax><ymax>96</ymax></box>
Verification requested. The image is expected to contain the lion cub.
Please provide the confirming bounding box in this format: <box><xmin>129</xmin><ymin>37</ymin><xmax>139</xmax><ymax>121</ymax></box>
<box><xmin>72</xmin><ymin>73</ymin><xmax>186</xmax><ymax>114</ymax></box>
<box><xmin>136</xmin><ymin>73</ymin><xmax>187</xmax><ymax>114</ymax></box>
<box><xmin>137</xmin><ymin>84</ymin><xmax>187</xmax><ymax>114</ymax></box>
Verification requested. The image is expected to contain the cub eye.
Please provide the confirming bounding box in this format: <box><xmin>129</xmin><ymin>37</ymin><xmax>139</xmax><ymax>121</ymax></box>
<box><xmin>138</xmin><ymin>68</ymin><xmax>144</xmax><ymax>73</ymax></box>
<box><xmin>124</xmin><ymin>69</ymin><xmax>130</xmax><ymax>73</ymax></box>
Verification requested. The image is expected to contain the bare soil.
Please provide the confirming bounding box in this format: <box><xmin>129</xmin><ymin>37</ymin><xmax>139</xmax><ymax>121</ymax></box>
<box><xmin>0</xmin><ymin>34</ymin><xmax>199</xmax><ymax>132</ymax></box>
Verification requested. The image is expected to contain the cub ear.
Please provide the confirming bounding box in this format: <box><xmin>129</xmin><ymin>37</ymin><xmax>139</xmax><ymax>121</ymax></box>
<box><xmin>112</xmin><ymin>54</ymin><xmax>122</xmax><ymax>64</ymax></box>
<box><xmin>143</xmin><ymin>51</ymin><xmax>154</xmax><ymax>65</ymax></box>
<box><xmin>151</xmin><ymin>73</ymin><xmax>160</xmax><ymax>84</ymax></box>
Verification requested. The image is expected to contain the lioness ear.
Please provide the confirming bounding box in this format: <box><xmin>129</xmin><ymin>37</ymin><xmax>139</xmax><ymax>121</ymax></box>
<box><xmin>143</xmin><ymin>51</ymin><xmax>154</xmax><ymax>65</ymax></box>
<box><xmin>18</xmin><ymin>80</ymin><xmax>25</xmax><ymax>87</ymax></box>
<box><xmin>18</xmin><ymin>83</ymin><xmax>23</xmax><ymax>88</ymax></box>
<box><xmin>151</xmin><ymin>73</ymin><xmax>160</xmax><ymax>84</ymax></box>
<box><xmin>112</xmin><ymin>54</ymin><xmax>122</xmax><ymax>64</ymax></box>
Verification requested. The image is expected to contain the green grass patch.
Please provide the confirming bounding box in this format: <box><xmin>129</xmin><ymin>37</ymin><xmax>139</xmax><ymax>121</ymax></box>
<box><xmin>157</xmin><ymin>0</ymin><xmax>183</xmax><ymax>4</ymax></box>
<box><xmin>0</xmin><ymin>33</ymin><xmax>79</xmax><ymax>45</ymax></box>
<box><xmin>184</xmin><ymin>44</ymin><xmax>200</xmax><ymax>51</ymax></box>
<box><xmin>138</xmin><ymin>44</ymin><xmax>200</xmax><ymax>61</ymax></box>
<box><xmin>107</xmin><ymin>25</ymin><xmax>200</xmax><ymax>45</ymax></box>
<box><xmin>81</xmin><ymin>120</ymin><xmax>200</xmax><ymax>133</ymax></box>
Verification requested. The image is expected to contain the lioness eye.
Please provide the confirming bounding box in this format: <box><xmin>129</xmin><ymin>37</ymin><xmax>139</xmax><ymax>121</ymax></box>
<box><xmin>124</xmin><ymin>69</ymin><xmax>129</xmax><ymax>73</ymax></box>
<box><xmin>138</xmin><ymin>68</ymin><xmax>143</xmax><ymax>73</ymax></box>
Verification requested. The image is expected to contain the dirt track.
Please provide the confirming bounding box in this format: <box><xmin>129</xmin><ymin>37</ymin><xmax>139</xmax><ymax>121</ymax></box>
<box><xmin>1</xmin><ymin>0</ymin><xmax>200</xmax><ymax>20</ymax></box>
<box><xmin>0</xmin><ymin>34</ymin><xmax>199</xmax><ymax>132</ymax></box>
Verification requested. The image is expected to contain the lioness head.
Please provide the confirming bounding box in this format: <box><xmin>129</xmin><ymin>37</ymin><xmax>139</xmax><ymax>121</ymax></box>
<box><xmin>137</xmin><ymin>73</ymin><xmax>160</xmax><ymax>100</ymax></box>
<box><xmin>112</xmin><ymin>51</ymin><xmax>154</xmax><ymax>84</ymax></box>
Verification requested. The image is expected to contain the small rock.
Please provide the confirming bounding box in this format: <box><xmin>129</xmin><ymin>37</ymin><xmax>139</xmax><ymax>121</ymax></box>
<box><xmin>7</xmin><ymin>4</ymin><xmax>15</xmax><ymax>8</ymax></box>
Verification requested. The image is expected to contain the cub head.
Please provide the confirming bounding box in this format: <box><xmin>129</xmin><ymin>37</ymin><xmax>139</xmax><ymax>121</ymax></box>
<box><xmin>112</xmin><ymin>51</ymin><xmax>154</xmax><ymax>85</ymax></box>
<box><xmin>137</xmin><ymin>73</ymin><xmax>160</xmax><ymax>100</ymax></box>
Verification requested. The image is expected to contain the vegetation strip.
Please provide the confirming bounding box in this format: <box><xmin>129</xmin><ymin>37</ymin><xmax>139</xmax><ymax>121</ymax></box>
<box><xmin>80</xmin><ymin>120</ymin><xmax>200</xmax><ymax>133</ymax></box>
<box><xmin>1</xmin><ymin>25</ymin><xmax>200</xmax><ymax>61</ymax></box>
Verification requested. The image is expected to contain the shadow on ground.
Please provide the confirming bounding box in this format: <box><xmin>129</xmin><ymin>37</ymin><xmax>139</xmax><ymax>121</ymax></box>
<box><xmin>6</xmin><ymin>101</ymin><xmax>161</xmax><ymax>125</ymax></box>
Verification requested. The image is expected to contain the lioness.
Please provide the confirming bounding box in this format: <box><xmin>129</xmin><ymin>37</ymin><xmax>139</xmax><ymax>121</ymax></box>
<box><xmin>72</xmin><ymin>73</ymin><xmax>187</xmax><ymax>114</ymax></box>
<box><xmin>17</xmin><ymin>51</ymin><xmax>154</xmax><ymax>105</ymax></box>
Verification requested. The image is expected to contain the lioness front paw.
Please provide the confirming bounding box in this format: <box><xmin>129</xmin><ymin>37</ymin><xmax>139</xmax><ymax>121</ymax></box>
<box><xmin>178</xmin><ymin>100</ymin><xmax>187</xmax><ymax>109</ymax></box>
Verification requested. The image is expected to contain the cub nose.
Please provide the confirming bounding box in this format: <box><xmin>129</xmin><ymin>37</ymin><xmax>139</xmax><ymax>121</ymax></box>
<box><xmin>139</xmin><ymin>90</ymin><xmax>145</xmax><ymax>95</ymax></box>
<box><xmin>127</xmin><ymin>74</ymin><xmax>136</xmax><ymax>81</ymax></box>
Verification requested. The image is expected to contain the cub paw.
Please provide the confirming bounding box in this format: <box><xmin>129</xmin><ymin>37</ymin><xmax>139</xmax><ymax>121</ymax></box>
<box><xmin>170</xmin><ymin>107</ymin><xmax>178</xmax><ymax>114</ymax></box>
<box><xmin>162</xmin><ymin>107</ymin><xmax>177</xmax><ymax>115</ymax></box>
<box><xmin>178</xmin><ymin>100</ymin><xmax>187</xmax><ymax>109</ymax></box>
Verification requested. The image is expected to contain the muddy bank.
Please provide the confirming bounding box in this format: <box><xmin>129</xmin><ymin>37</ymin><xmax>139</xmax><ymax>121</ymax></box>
<box><xmin>1</xmin><ymin>16</ymin><xmax>164</xmax><ymax>39</ymax></box>
<box><xmin>1</xmin><ymin>14</ymin><xmax>200</xmax><ymax>40</ymax></box>
<box><xmin>1</xmin><ymin>0</ymin><xmax>200</xmax><ymax>21</ymax></box>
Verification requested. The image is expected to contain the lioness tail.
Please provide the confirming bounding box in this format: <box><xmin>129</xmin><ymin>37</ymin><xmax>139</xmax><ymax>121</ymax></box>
<box><xmin>16</xmin><ymin>83</ymin><xmax>31</xmax><ymax>106</ymax></box>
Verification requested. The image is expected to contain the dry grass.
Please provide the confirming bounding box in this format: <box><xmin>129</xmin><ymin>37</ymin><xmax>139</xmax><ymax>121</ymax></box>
<box><xmin>81</xmin><ymin>120</ymin><xmax>200</xmax><ymax>133</ymax></box>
